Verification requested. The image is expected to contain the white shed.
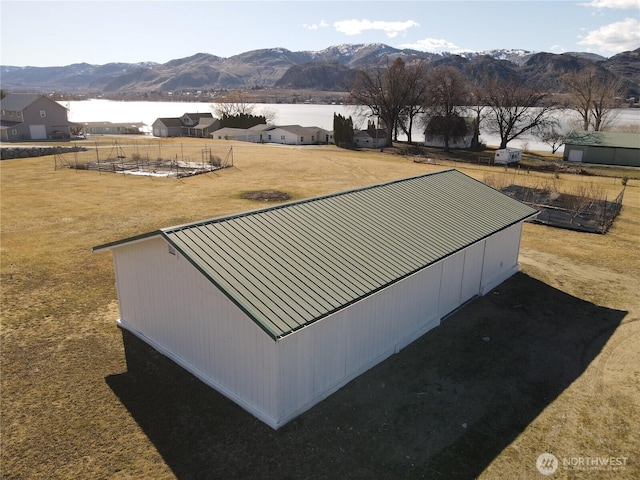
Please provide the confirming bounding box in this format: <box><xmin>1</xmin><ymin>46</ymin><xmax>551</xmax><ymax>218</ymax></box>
<box><xmin>94</xmin><ymin>169</ymin><xmax>537</xmax><ymax>429</ymax></box>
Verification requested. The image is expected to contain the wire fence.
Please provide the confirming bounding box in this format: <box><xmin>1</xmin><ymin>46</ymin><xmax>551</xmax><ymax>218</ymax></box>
<box><xmin>54</xmin><ymin>142</ymin><xmax>234</xmax><ymax>178</ymax></box>
<box><xmin>502</xmin><ymin>185</ymin><xmax>625</xmax><ymax>234</ymax></box>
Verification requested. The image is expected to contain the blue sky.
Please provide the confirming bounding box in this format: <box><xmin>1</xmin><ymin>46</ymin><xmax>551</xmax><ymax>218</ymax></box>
<box><xmin>1</xmin><ymin>0</ymin><xmax>638</xmax><ymax>66</ymax></box>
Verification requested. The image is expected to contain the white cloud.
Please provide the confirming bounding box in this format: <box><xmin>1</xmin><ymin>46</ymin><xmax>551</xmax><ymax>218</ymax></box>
<box><xmin>580</xmin><ymin>0</ymin><xmax>640</xmax><ymax>8</ymax></box>
<box><xmin>302</xmin><ymin>20</ymin><xmax>329</xmax><ymax>30</ymax></box>
<box><xmin>578</xmin><ymin>17</ymin><xmax>640</xmax><ymax>52</ymax></box>
<box><xmin>398</xmin><ymin>38</ymin><xmax>460</xmax><ymax>52</ymax></box>
<box><xmin>333</xmin><ymin>19</ymin><xmax>420</xmax><ymax>38</ymax></box>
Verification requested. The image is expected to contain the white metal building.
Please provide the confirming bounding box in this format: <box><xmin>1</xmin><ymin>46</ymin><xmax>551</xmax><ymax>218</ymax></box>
<box><xmin>94</xmin><ymin>169</ymin><xmax>537</xmax><ymax>429</ymax></box>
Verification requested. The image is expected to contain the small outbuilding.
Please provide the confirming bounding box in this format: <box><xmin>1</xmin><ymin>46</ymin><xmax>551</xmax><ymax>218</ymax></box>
<box><xmin>563</xmin><ymin>130</ymin><xmax>640</xmax><ymax>167</ymax></box>
<box><xmin>94</xmin><ymin>169</ymin><xmax>537</xmax><ymax>429</ymax></box>
<box><xmin>494</xmin><ymin>148</ymin><xmax>522</xmax><ymax>164</ymax></box>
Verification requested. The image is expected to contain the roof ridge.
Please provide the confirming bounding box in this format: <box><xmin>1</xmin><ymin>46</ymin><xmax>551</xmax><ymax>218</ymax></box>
<box><xmin>162</xmin><ymin>169</ymin><xmax>456</xmax><ymax>233</ymax></box>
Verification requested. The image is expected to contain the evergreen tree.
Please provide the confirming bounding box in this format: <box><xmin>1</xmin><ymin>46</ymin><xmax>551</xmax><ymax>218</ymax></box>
<box><xmin>220</xmin><ymin>113</ymin><xmax>266</xmax><ymax>129</ymax></box>
<box><xmin>333</xmin><ymin>113</ymin><xmax>354</xmax><ymax>148</ymax></box>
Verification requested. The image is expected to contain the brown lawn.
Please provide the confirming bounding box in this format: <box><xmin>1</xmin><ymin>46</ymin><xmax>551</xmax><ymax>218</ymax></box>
<box><xmin>1</xmin><ymin>138</ymin><xmax>638</xmax><ymax>479</ymax></box>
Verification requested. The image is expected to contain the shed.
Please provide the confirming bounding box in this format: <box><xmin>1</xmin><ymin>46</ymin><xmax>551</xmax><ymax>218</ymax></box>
<box><xmin>94</xmin><ymin>169</ymin><xmax>538</xmax><ymax>429</ymax></box>
<box><xmin>563</xmin><ymin>131</ymin><xmax>640</xmax><ymax>167</ymax></box>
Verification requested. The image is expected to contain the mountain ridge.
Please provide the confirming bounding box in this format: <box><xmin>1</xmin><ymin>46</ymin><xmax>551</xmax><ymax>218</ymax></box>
<box><xmin>1</xmin><ymin>43</ymin><xmax>637</xmax><ymax>97</ymax></box>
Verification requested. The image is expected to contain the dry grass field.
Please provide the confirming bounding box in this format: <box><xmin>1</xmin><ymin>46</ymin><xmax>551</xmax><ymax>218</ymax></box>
<box><xmin>1</xmin><ymin>138</ymin><xmax>638</xmax><ymax>479</ymax></box>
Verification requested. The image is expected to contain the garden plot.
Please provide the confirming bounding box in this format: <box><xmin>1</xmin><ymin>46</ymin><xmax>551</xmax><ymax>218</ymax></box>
<box><xmin>54</xmin><ymin>141</ymin><xmax>234</xmax><ymax>178</ymax></box>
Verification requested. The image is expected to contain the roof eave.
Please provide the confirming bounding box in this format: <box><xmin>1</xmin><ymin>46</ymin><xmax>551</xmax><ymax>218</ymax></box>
<box><xmin>92</xmin><ymin>230</ymin><xmax>163</xmax><ymax>252</ymax></box>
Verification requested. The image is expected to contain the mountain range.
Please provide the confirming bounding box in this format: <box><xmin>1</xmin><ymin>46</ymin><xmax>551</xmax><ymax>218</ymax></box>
<box><xmin>1</xmin><ymin>43</ymin><xmax>639</xmax><ymax>97</ymax></box>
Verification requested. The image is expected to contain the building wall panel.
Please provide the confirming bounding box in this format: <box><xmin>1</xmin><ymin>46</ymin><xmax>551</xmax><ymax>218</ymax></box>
<box><xmin>460</xmin><ymin>241</ymin><xmax>485</xmax><ymax>304</ymax></box>
<box><xmin>112</xmin><ymin>237</ymin><xmax>279</xmax><ymax>425</ymax></box>
<box><xmin>276</xmin><ymin>260</ymin><xmax>444</xmax><ymax>425</ymax></box>
<box><xmin>438</xmin><ymin>252</ymin><xmax>465</xmax><ymax>317</ymax></box>
<box><xmin>481</xmin><ymin>223</ymin><xmax>522</xmax><ymax>294</ymax></box>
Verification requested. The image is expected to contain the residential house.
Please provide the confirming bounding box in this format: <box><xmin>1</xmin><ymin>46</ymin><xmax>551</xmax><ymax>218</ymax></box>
<box><xmin>188</xmin><ymin>117</ymin><xmax>220</xmax><ymax>138</ymax></box>
<box><xmin>152</xmin><ymin>118</ymin><xmax>183</xmax><ymax>137</ymax></box>
<box><xmin>180</xmin><ymin>113</ymin><xmax>220</xmax><ymax>138</ymax></box>
<box><xmin>152</xmin><ymin>112</ymin><xmax>219</xmax><ymax>138</ymax></box>
<box><xmin>353</xmin><ymin>129</ymin><xmax>388</xmax><ymax>148</ymax></box>
<box><xmin>212</xmin><ymin>124</ymin><xmax>269</xmax><ymax>142</ymax></box>
<box><xmin>1</xmin><ymin>93</ymin><xmax>71</xmax><ymax>141</ymax></box>
<box><xmin>82</xmin><ymin>121</ymin><xmax>146</xmax><ymax>135</ymax></box>
<box><xmin>211</xmin><ymin>124</ymin><xmax>333</xmax><ymax>145</ymax></box>
<box><xmin>261</xmin><ymin>125</ymin><xmax>333</xmax><ymax>145</ymax></box>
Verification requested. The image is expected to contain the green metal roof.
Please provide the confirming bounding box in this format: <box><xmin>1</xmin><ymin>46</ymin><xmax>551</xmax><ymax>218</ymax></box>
<box><xmin>565</xmin><ymin>131</ymin><xmax>640</xmax><ymax>149</ymax></box>
<box><xmin>94</xmin><ymin>169</ymin><xmax>538</xmax><ymax>340</ymax></box>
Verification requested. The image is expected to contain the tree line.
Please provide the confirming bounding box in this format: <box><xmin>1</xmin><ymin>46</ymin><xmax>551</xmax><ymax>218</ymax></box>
<box><xmin>347</xmin><ymin>57</ymin><xmax>626</xmax><ymax>152</ymax></box>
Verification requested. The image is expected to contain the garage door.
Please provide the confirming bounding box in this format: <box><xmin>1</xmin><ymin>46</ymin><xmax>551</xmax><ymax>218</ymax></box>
<box><xmin>30</xmin><ymin>124</ymin><xmax>47</xmax><ymax>140</ymax></box>
<box><xmin>567</xmin><ymin>149</ymin><xmax>583</xmax><ymax>162</ymax></box>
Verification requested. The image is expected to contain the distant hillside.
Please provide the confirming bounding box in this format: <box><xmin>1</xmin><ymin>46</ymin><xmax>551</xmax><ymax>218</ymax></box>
<box><xmin>276</xmin><ymin>62</ymin><xmax>357</xmax><ymax>90</ymax></box>
<box><xmin>1</xmin><ymin>44</ymin><xmax>638</xmax><ymax>97</ymax></box>
<box><xmin>0</xmin><ymin>62</ymin><xmax>158</xmax><ymax>91</ymax></box>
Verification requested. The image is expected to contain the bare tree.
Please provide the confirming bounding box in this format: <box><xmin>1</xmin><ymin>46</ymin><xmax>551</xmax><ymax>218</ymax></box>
<box><xmin>350</xmin><ymin>57</ymin><xmax>415</xmax><ymax>146</ymax></box>
<box><xmin>399</xmin><ymin>60</ymin><xmax>429</xmax><ymax>144</ymax></box>
<box><xmin>537</xmin><ymin>121</ymin><xmax>567</xmax><ymax>154</ymax></box>
<box><xmin>565</xmin><ymin>182</ymin><xmax>604</xmax><ymax>225</ymax></box>
<box><xmin>211</xmin><ymin>90</ymin><xmax>277</xmax><ymax>124</ymax></box>
<box><xmin>423</xmin><ymin>65</ymin><xmax>469</xmax><ymax>152</ymax></box>
<box><xmin>465</xmin><ymin>82</ymin><xmax>492</xmax><ymax>148</ymax></box>
<box><xmin>480</xmin><ymin>78</ymin><xmax>557</xmax><ymax>149</ymax></box>
<box><xmin>562</xmin><ymin>67</ymin><xmax>623</xmax><ymax>131</ymax></box>
<box><xmin>212</xmin><ymin>91</ymin><xmax>256</xmax><ymax>118</ymax></box>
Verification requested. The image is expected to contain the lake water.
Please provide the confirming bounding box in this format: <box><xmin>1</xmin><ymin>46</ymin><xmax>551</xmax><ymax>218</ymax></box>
<box><xmin>64</xmin><ymin>99</ymin><xmax>640</xmax><ymax>153</ymax></box>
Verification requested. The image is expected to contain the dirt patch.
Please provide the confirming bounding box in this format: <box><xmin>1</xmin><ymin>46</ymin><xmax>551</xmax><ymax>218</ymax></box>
<box><xmin>241</xmin><ymin>190</ymin><xmax>292</xmax><ymax>202</ymax></box>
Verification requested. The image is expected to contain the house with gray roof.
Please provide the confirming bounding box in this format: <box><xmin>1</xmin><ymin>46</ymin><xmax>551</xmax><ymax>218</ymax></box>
<box><xmin>353</xmin><ymin>128</ymin><xmax>388</xmax><ymax>148</ymax></box>
<box><xmin>152</xmin><ymin>117</ymin><xmax>183</xmax><ymax>137</ymax></box>
<box><xmin>1</xmin><ymin>93</ymin><xmax>71</xmax><ymax>142</ymax></box>
<box><xmin>152</xmin><ymin>112</ymin><xmax>220</xmax><ymax>138</ymax></box>
<box><xmin>82</xmin><ymin>121</ymin><xmax>146</xmax><ymax>135</ymax></box>
<box><xmin>212</xmin><ymin>125</ymin><xmax>268</xmax><ymax>142</ymax></box>
<box><xmin>211</xmin><ymin>124</ymin><xmax>333</xmax><ymax>145</ymax></box>
<box><xmin>94</xmin><ymin>169</ymin><xmax>537</xmax><ymax>429</ymax></box>
<box><xmin>263</xmin><ymin>125</ymin><xmax>333</xmax><ymax>145</ymax></box>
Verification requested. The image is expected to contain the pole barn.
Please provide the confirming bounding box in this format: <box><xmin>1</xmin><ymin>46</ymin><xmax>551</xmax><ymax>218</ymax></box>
<box><xmin>94</xmin><ymin>169</ymin><xmax>538</xmax><ymax>429</ymax></box>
